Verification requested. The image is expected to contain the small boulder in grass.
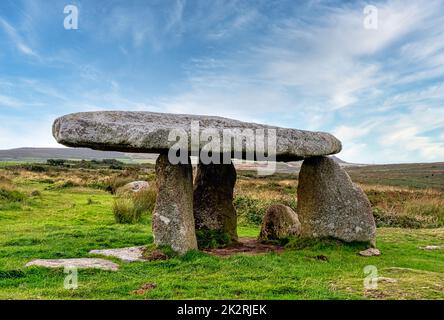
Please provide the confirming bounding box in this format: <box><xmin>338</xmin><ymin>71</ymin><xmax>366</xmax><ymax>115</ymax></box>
<box><xmin>117</xmin><ymin>181</ymin><xmax>149</xmax><ymax>194</ymax></box>
<box><xmin>359</xmin><ymin>248</ymin><xmax>381</xmax><ymax>257</ymax></box>
<box><xmin>258</xmin><ymin>204</ymin><xmax>301</xmax><ymax>241</ymax></box>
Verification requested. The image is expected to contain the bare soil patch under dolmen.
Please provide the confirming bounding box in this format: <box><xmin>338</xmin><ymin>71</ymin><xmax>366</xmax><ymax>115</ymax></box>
<box><xmin>203</xmin><ymin>237</ymin><xmax>284</xmax><ymax>257</ymax></box>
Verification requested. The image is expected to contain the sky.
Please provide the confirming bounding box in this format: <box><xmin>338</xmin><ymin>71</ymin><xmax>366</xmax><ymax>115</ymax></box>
<box><xmin>0</xmin><ymin>0</ymin><xmax>444</xmax><ymax>164</ymax></box>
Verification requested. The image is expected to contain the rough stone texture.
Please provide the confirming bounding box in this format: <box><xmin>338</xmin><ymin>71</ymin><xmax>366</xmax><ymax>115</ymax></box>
<box><xmin>117</xmin><ymin>181</ymin><xmax>149</xmax><ymax>194</ymax></box>
<box><xmin>359</xmin><ymin>248</ymin><xmax>381</xmax><ymax>257</ymax></box>
<box><xmin>89</xmin><ymin>246</ymin><xmax>146</xmax><ymax>262</ymax></box>
<box><xmin>193</xmin><ymin>161</ymin><xmax>238</xmax><ymax>243</ymax></box>
<box><xmin>297</xmin><ymin>156</ymin><xmax>376</xmax><ymax>246</ymax></box>
<box><xmin>52</xmin><ymin>111</ymin><xmax>342</xmax><ymax>161</ymax></box>
<box><xmin>258</xmin><ymin>204</ymin><xmax>301</xmax><ymax>241</ymax></box>
<box><xmin>25</xmin><ymin>258</ymin><xmax>119</xmax><ymax>271</ymax></box>
<box><xmin>152</xmin><ymin>153</ymin><xmax>197</xmax><ymax>254</ymax></box>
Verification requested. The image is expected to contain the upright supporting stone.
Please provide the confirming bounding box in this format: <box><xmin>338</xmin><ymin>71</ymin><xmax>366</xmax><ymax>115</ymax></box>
<box><xmin>297</xmin><ymin>156</ymin><xmax>376</xmax><ymax>247</ymax></box>
<box><xmin>152</xmin><ymin>153</ymin><xmax>197</xmax><ymax>254</ymax></box>
<box><xmin>193</xmin><ymin>161</ymin><xmax>238</xmax><ymax>245</ymax></box>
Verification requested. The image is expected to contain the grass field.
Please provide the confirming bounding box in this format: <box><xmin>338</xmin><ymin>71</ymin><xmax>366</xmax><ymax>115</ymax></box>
<box><xmin>0</xmin><ymin>161</ymin><xmax>443</xmax><ymax>299</ymax></box>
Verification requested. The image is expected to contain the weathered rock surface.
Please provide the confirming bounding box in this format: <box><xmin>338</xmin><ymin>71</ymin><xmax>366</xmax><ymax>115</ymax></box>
<box><xmin>25</xmin><ymin>258</ymin><xmax>119</xmax><ymax>271</ymax></box>
<box><xmin>359</xmin><ymin>248</ymin><xmax>381</xmax><ymax>257</ymax></box>
<box><xmin>258</xmin><ymin>204</ymin><xmax>301</xmax><ymax>241</ymax></box>
<box><xmin>89</xmin><ymin>246</ymin><xmax>146</xmax><ymax>262</ymax></box>
<box><xmin>193</xmin><ymin>161</ymin><xmax>238</xmax><ymax>244</ymax></box>
<box><xmin>53</xmin><ymin>111</ymin><xmax>342</xmax><ymax>161</ymax></box>
<box><xmin>297</xmin><ymin>156</ymin><xmax>376</xmax><ymax>246</ymax></box>
<box><xmin>152</xmin><ymin>153</ymin><xmax>197</xmax><ymax>254</ymax></box>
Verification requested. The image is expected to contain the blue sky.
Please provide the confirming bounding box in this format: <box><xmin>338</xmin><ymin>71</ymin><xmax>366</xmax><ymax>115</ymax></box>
<box><xmin>1</xmin><ymin>0</ymin><xmax>444</xmax><ymax>164</ymax></box>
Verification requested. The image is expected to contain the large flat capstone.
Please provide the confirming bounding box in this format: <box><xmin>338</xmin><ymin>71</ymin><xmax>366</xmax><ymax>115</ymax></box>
<box><xmin>53</xmin><ymin>111</ymin><xmax>341</xmax><ymax>161</ymax></box>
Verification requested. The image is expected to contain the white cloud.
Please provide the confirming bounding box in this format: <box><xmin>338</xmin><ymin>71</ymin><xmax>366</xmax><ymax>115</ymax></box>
<box><xmin>334</xmin><ymin>125</ymin><xmax>373</xmax><ymax>142</ymax></box>
<box><xmin>337</xmin><ymin>142</ymin><xmax>369</xmax><ymax>164</ymax></box>
<box><xmin>257</xmin><ymin>1</ymin><xmax>442</xmax><ymax>110</ymax></box>
<box><xmin>0</xmin><ymin>116</ymin><xmax>59</xmax><ymax>149</ymax></box>
<box><xmin>0</xmin><ymin>17</ymin><xmax>38</xmax><ymax>57</ymax></box>
<box><xmin>92</xmin><ymin>0</ymin><xmax>261</xmax><ymax>50</ymax></box>
<box><xmin>0</xmin><ymin>95</ymin><xmax>23</xmax><ymax>108</ymax></box>
<box><xmin>377</xmin><ymin>105</ymin><xmax>444</xmax><ymax>160</ymax></box>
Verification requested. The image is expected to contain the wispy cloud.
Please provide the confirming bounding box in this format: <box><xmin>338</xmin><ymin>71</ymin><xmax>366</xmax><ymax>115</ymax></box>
<box><xmin>0</xmin><ymin>94</ymin><xmax>23</xmax><ymax>108</ymax></box>
<box><xmin>0</xmin><ymin>17</ymin><xmax>38</xmax><ymax>57</ymax></box>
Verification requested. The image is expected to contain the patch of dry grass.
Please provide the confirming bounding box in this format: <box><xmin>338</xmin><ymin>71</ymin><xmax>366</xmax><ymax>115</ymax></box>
<box><xmin>363</xmin><ymin>185</ymin><xmax>444</xmax><ymax>228</ymax></box>
<box><xmin>113</xmin><ymin>186</ymin><xmax>157</xmax><ymax>224</ymax></box>
<box><xmin>3</xmin><ymin>166</ymin><xmax>156</xmax><ymax>193</ymax></box>
<box><xmin>234</xmin><ymin>177</ymin><xmax>444</xmax><ymax>229</ymax></box>
<box><xmin>0</xmin><ymin>175</ymin><xmax>26</xmax><ymax>204</ymax></box>
<box><xmin>234</xmin><ymin>178</ymin><xmax>297</xmax><ymax>226</ymax></box>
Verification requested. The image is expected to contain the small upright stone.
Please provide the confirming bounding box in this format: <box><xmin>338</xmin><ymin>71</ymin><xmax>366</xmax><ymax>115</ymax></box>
<box><xmin>258</xmin><ymin>204</ymin><xmax>301</xmax><ymax>241</ymax></box>
<box><xmin>297</xmin><ymin>156</ymin><xmax>376</xmax><ymax>247</ymax></box>
<box><xmin>193</xmin><ymin>161</ymin><xmax>238</xmax><ymax>245</ymax></box>
<box><xmin>152</xmin><ymin>154</ymin><xmax>197</xmax><ymax>254</ymax></box>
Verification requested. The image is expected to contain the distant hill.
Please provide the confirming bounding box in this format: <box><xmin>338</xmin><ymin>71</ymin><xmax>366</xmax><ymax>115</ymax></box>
<box><xmin>0</xmin><ymin>147</ymin><xmax>133</xmax><ymax>161</ymax></box>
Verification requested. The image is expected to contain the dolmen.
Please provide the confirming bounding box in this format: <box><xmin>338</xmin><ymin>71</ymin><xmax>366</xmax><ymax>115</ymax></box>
<box><xmin>53</xmin><ymin>111</ymin><xmax>376</xmax><ymax>253</ymax></box>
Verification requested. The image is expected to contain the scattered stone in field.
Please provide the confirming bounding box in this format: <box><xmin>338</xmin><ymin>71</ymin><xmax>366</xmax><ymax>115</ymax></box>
<box><xmin>194</xmin><ymin>161</ymin><xmax>238</xmax><ymax>244</ymax></box>
<box><xmin>133</xmin><ymin>283</ymin><xmax>158</xmax><ymax>295</ymax></box>
<box><xmin>117</xmin><ymin>181</ymin><xmax>149</xmax><ymax>194</ymax></box>
<box><xmin>258</xmin><ymin>204</ymin><xmax>301</xmax><ymax>241</ymax></box>
<box><xmin>204</xmin><ymin>237</ymin><xmax>283</xmax><ymax>257</ymax></box>
<box><xmin>384</xmin><ymin>267</ymin><xmax>422</xmax><ymax>273</ymax></box>
<box><xmin>297</xmin><ymin>156</ymin><xmax>376</xmax><ymax>247</ymax></box>
<box><xmin>25</xmin><ymin>258</ymin><xmax>119</xmax><ymax>271</ymax></box>
<box><xmin>152</xmin><ymin>154</ymin><xmax>198</xmax><ymax>254</ymax></box>
<box><xmin>376</xmin><ymin>277</ymin><xmax>397</xmax><ymax>284</ymax></box>
<box><xmin>89</xmin><ymin>246</ymin><xmax>146</xmax><ymax>262</ymax></box>
<box><xmin>52</xmin><ymin>111</ymin><xmax>342</xmax><ymax>161</ymax></box>
<box><xmin>420</xmin><ymin>245</ymin><xmax>444</xmax><ymax>250</ymax></box>
<box><xmin>359</xmin><ymin>248</ymin><xmax>381</xmax><ymax>257</ymax></box>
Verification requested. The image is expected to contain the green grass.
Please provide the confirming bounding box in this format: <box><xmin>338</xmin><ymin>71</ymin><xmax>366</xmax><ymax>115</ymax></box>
<box><xmin>0</xmin><ymin>178</ymin><xmax>444</xmax><ymax>299</ymax></box>
<box><xmin>0</xmin><ymin>160</ymin><xmax>42</xmax><ymax>167</ymax></box>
